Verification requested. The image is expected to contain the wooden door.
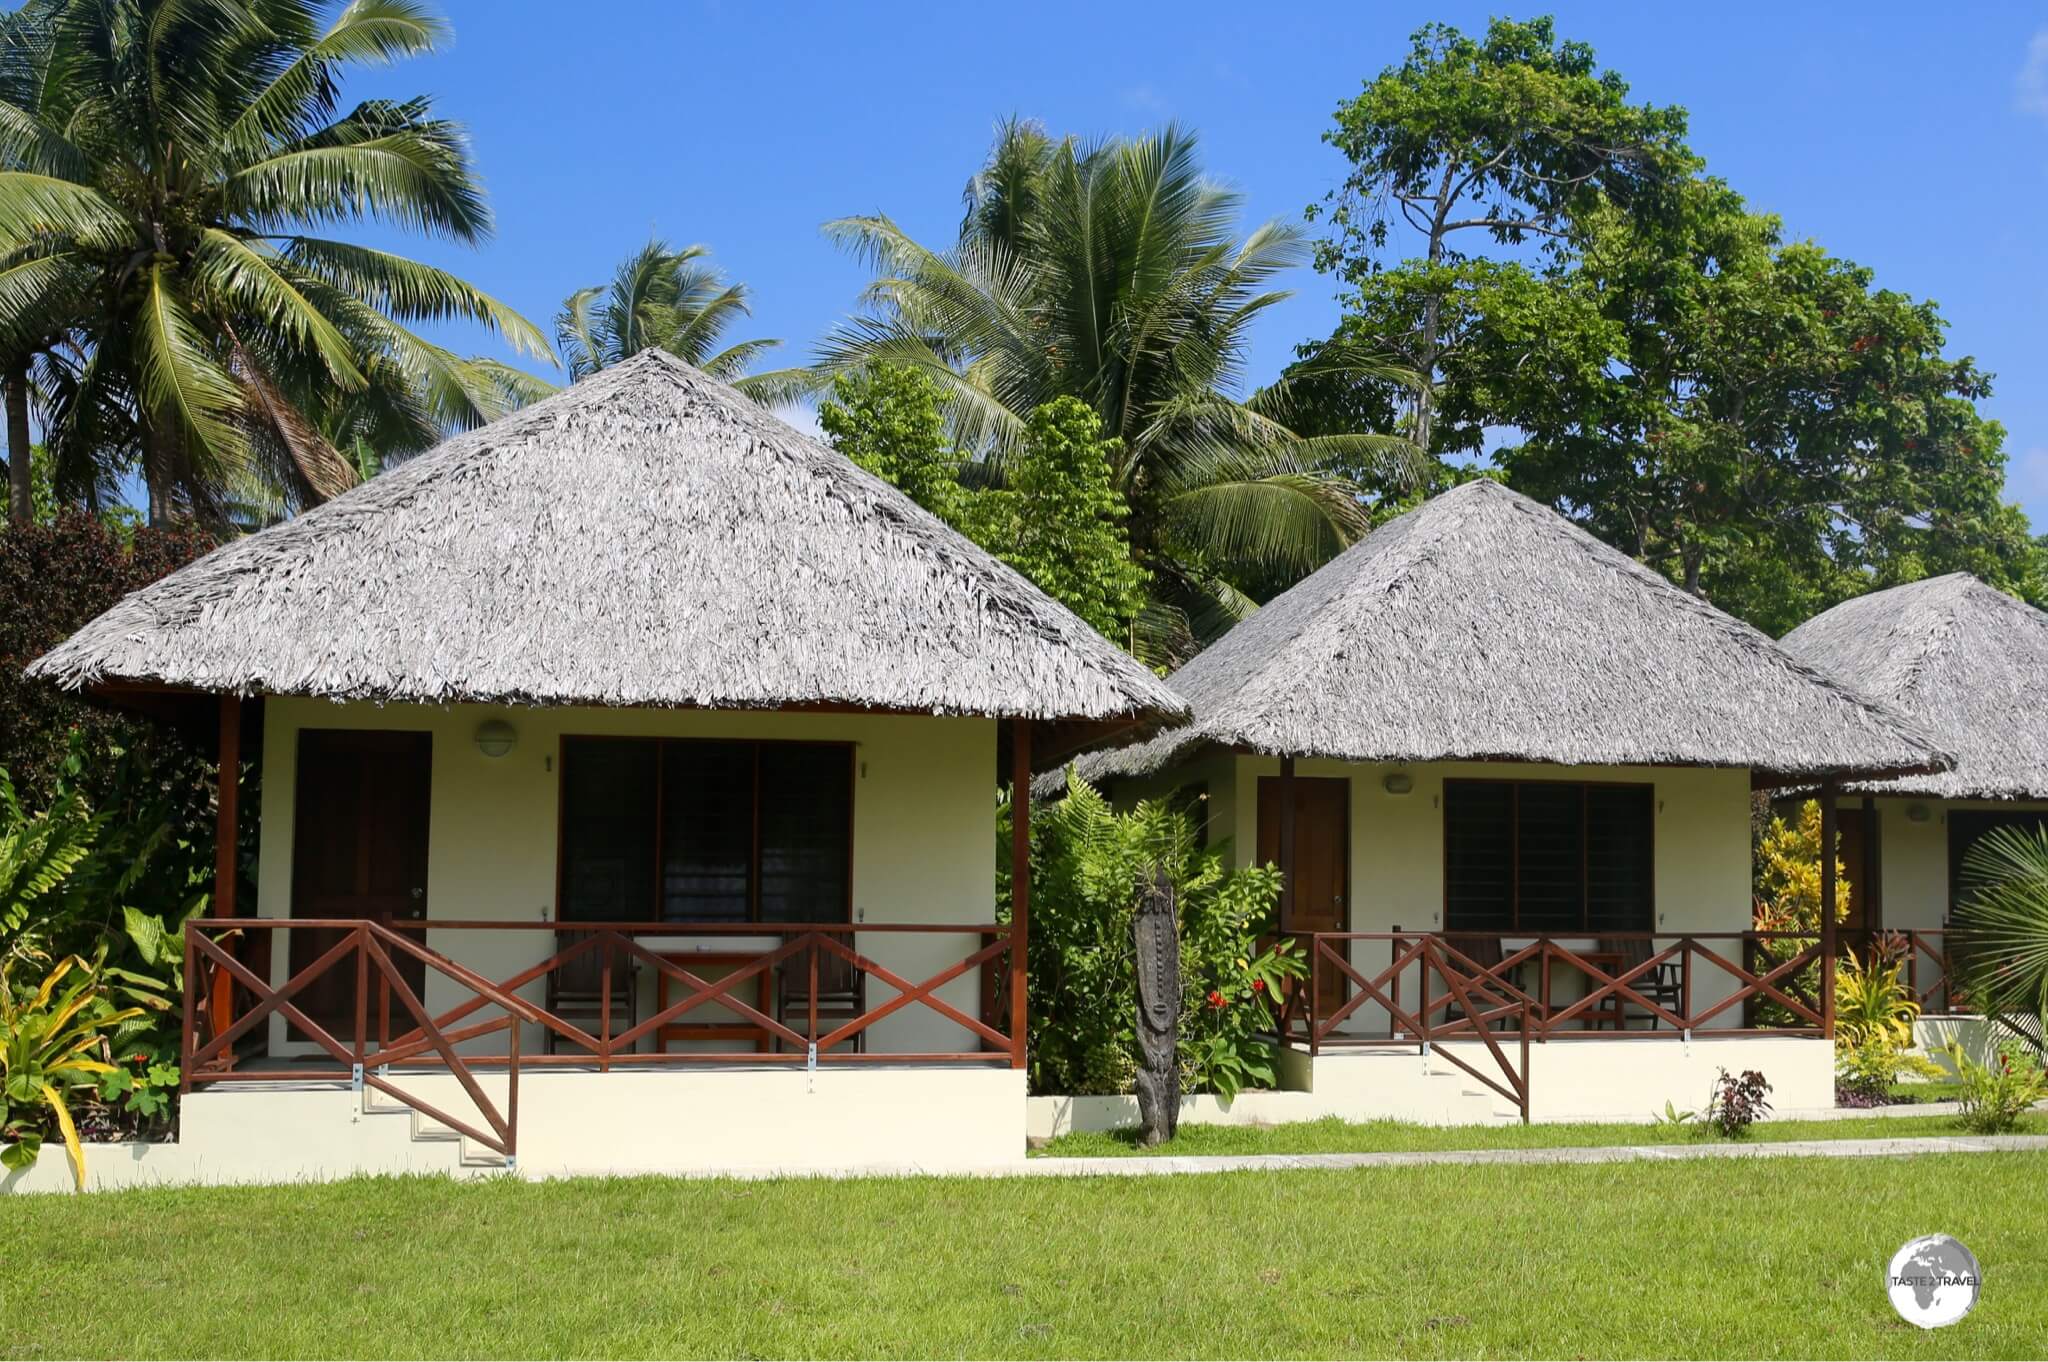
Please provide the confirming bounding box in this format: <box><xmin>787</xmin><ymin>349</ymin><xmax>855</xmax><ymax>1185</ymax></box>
<box><xmin>290</xmin><ymin>730</ymin><xmax>432</xmax><ymax>1041</ymax></box>
<box><xmin>1258</xmin><ymin>776</ymin><xmax>1350</xmax><ymax>1001</ymax></box>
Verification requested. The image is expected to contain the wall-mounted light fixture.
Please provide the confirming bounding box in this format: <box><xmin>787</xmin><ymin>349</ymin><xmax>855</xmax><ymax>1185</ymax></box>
<box><xmin>1382</xmin><ymin>771</ymin><xmax>1414</xmax><ymax>796</ymax></box>
<box><xmin>474</xmin><ymin>719</ymin><xmax>517</xmax><ymax>759</ymax></box>
<box><xmin>1906</xmin><ymin>803</ymin><xmax>1932</xmax><ymax>823</ymax></box>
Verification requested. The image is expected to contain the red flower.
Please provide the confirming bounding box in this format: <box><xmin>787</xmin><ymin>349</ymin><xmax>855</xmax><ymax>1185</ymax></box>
<box><xmin>1251</xmin><ymin>979</ymin><xmax>1267</xmax><ymax>993</ymax></box>
<box><xmin>1206</xmin><ymin>989</ymin><xmax>1227</xmax><ymax>1009</ymax></box>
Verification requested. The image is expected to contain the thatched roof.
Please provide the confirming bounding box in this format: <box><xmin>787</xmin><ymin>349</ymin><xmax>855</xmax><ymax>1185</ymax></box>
<box><xmin>1076</xmin><ymin>479</ymin><xmax>1947</xmax><ymax>787</ymax></box>
<box><xmin>1781</xmin><ymin>573</ymin><xmax>2048</xmax><ymax>800</ymax></box>
<box><xmin>30</xmin><ymin>352</ymin><xmax>1185</xmax><ymax>744</ymax></box>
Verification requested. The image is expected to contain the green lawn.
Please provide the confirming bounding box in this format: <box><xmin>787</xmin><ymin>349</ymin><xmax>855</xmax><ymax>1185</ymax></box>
<box><xmin>1035</xmin><ymin>1110</ymin><xmax>2033</xmax><ymax>1158</ymax></box>
<box><xmin>6</xmin><ymin>1155</ymin><xmax>2047</xmax><ymax>1358</ymax></box>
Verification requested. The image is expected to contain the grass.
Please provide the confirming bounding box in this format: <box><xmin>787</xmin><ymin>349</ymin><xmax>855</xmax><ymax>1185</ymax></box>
<box><xmin>1035</xmin><ymin>1110</ymin><xmax>2035</xmax><ymax>1159</ymax></box>
<box><xmin>6</xmin><ymin>1154</ymin><xmax>2048</xmax><ymax>1358</ymax></box>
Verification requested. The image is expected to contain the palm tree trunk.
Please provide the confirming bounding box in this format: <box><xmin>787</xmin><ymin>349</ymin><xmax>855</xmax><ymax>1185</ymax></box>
<box><xmin>5</xmin><ymin>359</ymin><xmax>29</xmax><ymax>525</ymax></box>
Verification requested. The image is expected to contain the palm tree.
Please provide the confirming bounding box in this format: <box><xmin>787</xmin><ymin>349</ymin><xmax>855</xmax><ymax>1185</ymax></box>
<box><xmin>820</xmin><ymin>121</ymin><xmax>1417</xmax><ymax>662</ymax></box>
<box><xmin>1953</xmin><ymin>825</ymin><xmax>2048</xmax><ymax>1040</ymax></box>
<box><xmin>0</xmin><ymin>0</ymin><xmax>550</xmax><ymax>524</ymax></box>
<box><xmin>555</xmin><ymin>239</ymin><xmax>782</xmax><ymax>394</ymax></box>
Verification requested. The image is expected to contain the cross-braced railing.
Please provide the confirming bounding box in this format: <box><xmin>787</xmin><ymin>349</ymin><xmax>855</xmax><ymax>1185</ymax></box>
<box><xmin>184</xmin><ymin>918</ymin><xmax>1015</xmax><ymax>1083</ymax></box>
<box><xmin>183</xmin><ymin>920</ymin><xmax>528</xmax><ymax>1160</ymax></box>
<box><xmin>1271</xmin><ymin>928</ymin><xmax>1876</xmax><ymax>1117</ymax></box>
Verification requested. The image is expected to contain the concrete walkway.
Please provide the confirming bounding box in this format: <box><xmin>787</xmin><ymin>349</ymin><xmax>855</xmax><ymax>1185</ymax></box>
<box><xmin>1012</xmin><ymin>1133</ymin><xmax>2048</xmax><ymax>1177</ymax></box>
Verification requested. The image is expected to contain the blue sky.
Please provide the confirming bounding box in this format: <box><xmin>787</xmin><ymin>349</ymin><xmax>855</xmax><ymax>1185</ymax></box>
<box><xmin>359</xmin><ymin>1</ymin><xmax>2048</xmax><ymax>523</ymax></box>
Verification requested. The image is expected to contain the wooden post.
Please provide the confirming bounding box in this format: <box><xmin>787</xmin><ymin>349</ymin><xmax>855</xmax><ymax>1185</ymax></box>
<box><xmin>1009</xmin><ymin>721</ymin><xmax>1031</xmax><ymax>1071</ymax></box>
<box><xmin>1278</xmin><ymin>755</ymin><xmax>1297</xmax><ymax>931</ymax></box>
<box><xmin>1819</xmin><ymin>781</ymin><xmax>1838</xmax><ymax>1039</ymax></box>
<box><xmin>209</xmin><ymin>694</ymin><xmax>241</xmax><ymax>1047</ymax></box>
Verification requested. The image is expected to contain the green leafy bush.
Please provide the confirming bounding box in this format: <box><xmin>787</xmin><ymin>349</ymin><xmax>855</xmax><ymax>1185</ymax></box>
<box><xmin>1947</xmin><ymin>1040</ymin><xmax>2047</xmax><ymax>1135</ymax></box>
<box><xmin>1</xmin><ymin>948</ymin><xmax>172</xmax><ymax>1189</ymax></box>
<box><xmin>1833</xmin><ymin>945</ymin><xmax>1945</xmax><ymax>1103</ymax></box>
<box><xmin>1003</xmin><ymin>773</ymin><xmax>1300</xmax><ymax>1099</ymax></box>
<box><xmin>1749</xmin><ymin>800</ymin><xmax>1849</xmax><ymax>1028</ymax></box>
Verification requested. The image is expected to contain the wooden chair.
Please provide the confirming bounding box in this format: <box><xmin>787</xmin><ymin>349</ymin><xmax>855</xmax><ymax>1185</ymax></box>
<box><xmin>1599</xmin><ymin>936</ymin><xmax>1682</xmax><ymax>1030</ymax></box>
<box><xmin>776</xmin><ymin>939</ymin><xmax>867</xmax><ymax>1053</ymax></box>
<box><xmin>545</xmin><ymin>935</ymin><xmax>635</xmax><ymax>1055</ymax></box>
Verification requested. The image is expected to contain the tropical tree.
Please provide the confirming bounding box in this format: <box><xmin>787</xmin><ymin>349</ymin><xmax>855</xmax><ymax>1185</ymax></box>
<box><xmin>555</xmin><ymin>238</ymin><xmax>785</xmax><ymax>395</ymax></box>
<box><xmin>1305</xmin><ymin>16</ymin><xmax>1690</xmax><ymax>454</ymax></box>
<box><xmin>820</xmin><ymin>121</ymin><xmax>1417</xmax><ymax>664</ymax></box>
<box><xmin>0</xmin><ymin>0</ymin><xmax>550</xmax><ymax>525</ymax></box>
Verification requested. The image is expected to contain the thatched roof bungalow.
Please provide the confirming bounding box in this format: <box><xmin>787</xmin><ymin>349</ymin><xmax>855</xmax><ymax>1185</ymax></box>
<box><xmin>29</xmin><ymin>352</ymin><xmax>1184</xmax><ymax>1179</ymax></box>
<box><xmin>1781</xmin><ymin>573</ymin><xmax>2048</xmax><ymax>938</ymax></box>
<box><xmin>1070</xmin><ymin>480</ymin><xmax>1946</xmax><ymax>1116</ymax></box>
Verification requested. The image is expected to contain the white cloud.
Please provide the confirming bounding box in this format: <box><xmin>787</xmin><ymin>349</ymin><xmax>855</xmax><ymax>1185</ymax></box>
<box><xmin>2017</xmin><ymin>28</ymin><xmax>2048</xmax><ymax>117</ymax></box>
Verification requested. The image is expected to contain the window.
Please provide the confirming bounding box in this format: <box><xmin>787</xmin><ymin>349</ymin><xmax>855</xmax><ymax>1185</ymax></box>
<box><xmin>1444</xmin><ymin>780</ymin><xmax>1653</xmax><ymax>933</ymax></box>
<box><xmin>558</xmin><ymin>738</ymin><xmax>852</xmax><ymax>923</ymax></box>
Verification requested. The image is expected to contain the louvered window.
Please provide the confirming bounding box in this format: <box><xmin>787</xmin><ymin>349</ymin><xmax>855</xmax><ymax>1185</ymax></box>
<box><xmin>1444</xmin><ymin>780</ymin><xmax>1652</xmax><ymax>933</ymax></box>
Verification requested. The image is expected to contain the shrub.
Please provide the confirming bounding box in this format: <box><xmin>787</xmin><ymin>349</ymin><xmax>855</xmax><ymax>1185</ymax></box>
<box><xmin>1</xmin><ymin>947</ymin><xmax>173</xmax><ymax>1189</ymax></box>
<box><xmin>0</xmin><ymin>514</ymin><xmax>215</xmax><ymax>807</ymax></box>
<box><xmin>1705</xmin><ymin>1068</ymin><xmax>1771</xmax><ymax>1137</ymax></box>
<box><xmin>1947</xmin><ymin>1040</ymin><xmax>2047</xmax><ymax>1135</ymax></box>
<box><xmin>1004</xmin><ymin>772</ymin><xmax>1301</xmax><ymax>1099</ymax></box>
<box><xmin>1833</xmin><ymin>944</ymin><xmax>1946</xmax><ymax>1102</ymax></box>
<box><xmin>1749</xmin><ymin>800</ymin><xmax>1850</xmax><ymax>1028</ymax></box>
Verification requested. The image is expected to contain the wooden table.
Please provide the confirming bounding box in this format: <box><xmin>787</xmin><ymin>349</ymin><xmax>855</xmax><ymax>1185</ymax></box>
<box><xmin>649</xmin><ymin>944</ymin><xmax>779</xmax><ymax>1054</ymax></box>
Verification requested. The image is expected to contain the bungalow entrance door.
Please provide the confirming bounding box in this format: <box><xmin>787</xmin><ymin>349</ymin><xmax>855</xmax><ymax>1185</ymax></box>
<box><xmin>1257</xmin><ymin>776</ymin><xmax>1350</xmax><ymax>1009</ymax></box>
<box><xmin>289</xmin><ymin>729</ymin><xmax>432</xmax><ymax>1042</ymax></box>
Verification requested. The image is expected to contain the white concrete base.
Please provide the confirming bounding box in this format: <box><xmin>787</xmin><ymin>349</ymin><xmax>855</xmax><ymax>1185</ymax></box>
<box><xmin>1914</xmin><ymin>1015</ymin><xmax>1999</xmax><ymax>1076</ymax></box>
<box><xmin>1027</xmin><ymin>1037</ymin><xmax>1838</xmax><ymax>1139</ymax></box>
<box><xmin>3</xmin><ymin>1064</ymin><xmax>1028</xmax><ymax>1194</ymax></box>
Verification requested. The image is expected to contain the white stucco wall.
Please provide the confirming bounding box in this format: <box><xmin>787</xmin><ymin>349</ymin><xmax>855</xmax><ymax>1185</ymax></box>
<box><xmin>1116</xmin><ymin>756</ymin><xmax>1757</xmax><ymax>1035</ymax></box>
<box><xmin>255</xmin><ymin>698</ymin><xmax>1001</xmax><ymax>1057</ymax></box>
<box><xmin>1829</xmin><ymin>795</ymin><xmax>2048</xmax><ymax>934</ymax></box>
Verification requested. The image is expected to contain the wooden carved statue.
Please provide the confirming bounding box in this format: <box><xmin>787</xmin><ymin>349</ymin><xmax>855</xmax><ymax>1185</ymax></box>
<box><xmin>1131</xmin><ymin>863</ymin><xmax>1180</xmax><ymax>1146</ymax></box>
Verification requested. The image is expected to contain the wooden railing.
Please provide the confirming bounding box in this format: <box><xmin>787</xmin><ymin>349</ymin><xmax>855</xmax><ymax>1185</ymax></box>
<box><xmin>1278</xmin><ymin>930</ymin><xmax>1843</xmax><ymax>1056</ymax></box>
<box><xmin>183</xmin><ymin>918</ymin><xmax>1016</xmax><ymax>1080</ymax></box>
<box><xmin>1276</xmin><ymin>934</ymin><xmax>1534</xmax><ymax>1121</ymax></box>
<box><xmin>183</xmin><ymin>920</ymin><xmax>527</xmax><ymax>1161</ymax></box>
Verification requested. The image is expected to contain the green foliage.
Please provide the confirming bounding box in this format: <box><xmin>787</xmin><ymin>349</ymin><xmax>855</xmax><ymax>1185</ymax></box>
<box><xmin>1753</xmin><ymin>801</ymin><xmax>1852</xmax><ymax>934</ymax></box>
<box><xmin>1304</xmin><ymin>16</ymin><xmax>1689</xmax><ymax>452</ymax></box>
<box><xmin>1488</xmin><ymin>181</ymin><xmax>2044</xmax><ymax>633</ymax></box>
<box><xmin>822</xmin><ymin>372</ymin><xmax>1147</xmax><ymax>640</ymax></box>
<box><xmin>1650</xmin><ymin>1100</ymin><xmax>1696</xmax><ymax>1127</ymax></box>
<box><xmin>1003</xmin><ymin>772</ymin><xmax>1299</xmax><ymax>1098</ymax></box>
<box><xmin>1952</xmin><ymin>823</ymin><xmax>2048</xmax><ymax>1031</ymax></box>
<box><xmin>0</xmin><ymin>513</ymin><xmax>216</xmax><ymax>805</ymax></box>
<box><xmin>555</xmin><ymin>238</ymin><xmax>787</xmax><ymax>398</ymax></box>
<box><xmin>0</xmin><ymin>0</ymin><xmax>548</xmax><ymax>522</ymax></box>
<box><xmin>818</xmin><ymin>366</ymin><xmax>970</xmax><ymax>522</ymax></box>
<box><xmin>1300</xmin><ymin>16</ymin><xmax>2044</xmax><ymax>634</ymax></box>
<box><xmin>1946</xmin><ymin>1040</ymin><xmax>2048</xmax><ymax>1136</ymax></box>
<box><xmin>823</xmin><ymin>122</ymin><xmax>1418</xmax><ymax>665</ymax></box>
<box><xmin>1748</xmin><ymin>800</ymin><xmax>1849</xmax><ymax>1029</ymax></box>
<box><xmin>1833</xmin><ymin>947</ymin><xmax>1945</xmax><ymax>1100</ymax></box>
<box><xmin>958</xmin><ymin>399</ymin><xmax>1148</xmax><ymax>641</ymax></box>
<box><xmin>1</xmin><ymin>946</ymin><xmax>171</xmax><ymax>1189</ymax></box>
<box><xmin>0</xmin><ymin>756</ymin><xmax>102</xmax><ymax>945</ymax></box>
